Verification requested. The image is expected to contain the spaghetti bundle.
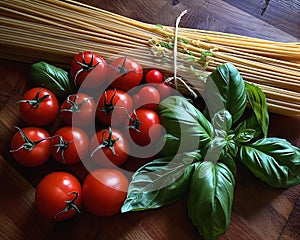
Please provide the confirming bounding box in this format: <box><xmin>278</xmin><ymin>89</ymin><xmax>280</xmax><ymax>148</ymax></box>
<box><xmin>1</xmin><ymin>0</ymin><xmax>299</xmax><ymax>117</ymax></box>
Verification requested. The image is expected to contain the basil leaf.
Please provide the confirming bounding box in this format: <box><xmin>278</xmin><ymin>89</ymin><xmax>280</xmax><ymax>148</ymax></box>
<box><xmin>30</xmin><ymin>61</ymin><xmax>76</xmax><ymax>99</ymax></box>
<box><xmin>211</xmin><ymin>109</ymin><xmax>232</xmax><ymax>133</ymax></box>
<box><xmin>204</xmin><ymin>63</ymin><xmax>247</xmax><ymax>125</ymax></box>
<box><xmin>158</xmin><ymin>96</ymin><xmax>213</xmax><ymax>155</ymax></box>
<box><xmin>235</xmin><ymin>112</ymin><xmax>263</xmax><ymax>139</ymax></box>
<box><xmin>235</xmin><ymin>128</ymin><xmax>257</xmax><ymax>143</ymax></box>
<box><xmin>157</xmin><ymin>133</ymin><xmax>204</xmax><ymax>156</ymax></box>
<box><xmin>121</xmin><ymin>151</ymin><xmax>201</xmax><ymax>212</ymax></box>
<box><xmin>245</xmin><ymin>82</ymin><xmax>269</xmax><ymax>137</ymax></box>
<box><xmin>239</xmin><ymin>138</ymin><xmax>300</xmax><ymax>188</ymax></box>
<box><xmin>187</xmin><ymin>161</ymin><xmax>235</xmax><ymax>240</ymax></box>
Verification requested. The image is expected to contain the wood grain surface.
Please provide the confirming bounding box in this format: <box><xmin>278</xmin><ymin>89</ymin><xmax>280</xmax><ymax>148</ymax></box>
<box><xmin>0</xmin><ymin>0</ymin><xmax>300</xmax><ymax>240</ymax></box>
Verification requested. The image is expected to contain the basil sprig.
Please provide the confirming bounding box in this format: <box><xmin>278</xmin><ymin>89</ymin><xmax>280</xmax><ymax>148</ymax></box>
<box><xmin>30</xmin><ymin>61</ymin><xmax>76</xmax><ymax>99</ymax></box>
<box><xmin>121</xmin><ymin>63</ymin><xmax>300</xmax><ymax>240</ymax></box>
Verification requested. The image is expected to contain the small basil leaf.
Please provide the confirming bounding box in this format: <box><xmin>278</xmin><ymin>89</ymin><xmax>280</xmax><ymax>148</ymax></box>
<box><xmin>239</xmin><ymin>138</ymin><xmax>300</xmax><ymax>188</ymax></box>
<box><xmin>212</xmin><ymin>109</ymin><xmax>232</xmax><ymax>133</ymax></box>
<box><xmin>158</xmin><ymin>96</ymin><xmax>213</xmax><ymax>154</ymax></box>
<box><xmin>30</xmin><ymin>61</ymin><xmax>76</xmax><ymax>99</ymax></box>
<box><xmin>245</xmin><ymin>82</ymin><xmax>269</xmax><ymax>137</ymax></box>
<box><xmin>235</xmin><ymin>112</ymin><xmax>263</xmax><ymax>139</ymax></box>
<box><xmin>187</xmin><ymin>161</ymin><xmax>235</xmax><ymax>240</ymax></box>
<box><xmin>121</xmin><ymin>151</ymin><xmax>201</xmax><ymax>212</ymax></box>
<box><xmin>204</xmin><ymin>63</ymin><xmax>247</xmax><ymax>125</ymax></box>
<box><xmin>235</xmin><ymin>128</ymin><xmax>256</xmax><ymax>143</ymax></box>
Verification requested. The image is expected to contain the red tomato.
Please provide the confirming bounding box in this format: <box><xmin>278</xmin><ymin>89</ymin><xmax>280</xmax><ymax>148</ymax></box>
<box><xmin>89</xmin><ymin>128</ymin><xmax>129</xmax><ymax>167</ymax></box>
<box><xmin>157</xmin><ymin>82</ymin><xmax>174</xmax><ymax>100</ymax></box>
<box><xmin>96</xmin><ymin>89</ymin><xmax>133</xmax><ymax>128</ymax></box>
<box><xmin>128</xmin><ymin>109</ymin><xmax>162</xmax><ymax>147</ymax></box>
<box><xmin>70</xmin><ymin>51</ymin><xmax>108</xmax><ymax>88</ymax></box>
<box><xmin>51</xmin><ymin>126</ymin><xmax>89</xmax><ymax>165</ymax></box>
<box><xmin>145</xmin><ymin>69</ymin><xmax>163</xmax><ymax>84</ymax></box>
<box><xmin>108</xmin><ymin>57</ymin><xmax>143</xmax><ymax>92</ymax></box>
<box><xmin>18</xmin><ymin>87</ymin><xmax>59</xmax><ymax>126</ymax></box>
<box><xmin>60</xmin><ymin>93</ymin><xmax>96</xmax><ymax>127</ymax></box>
<box><xmin>82</xmin><ymin>168</ymin><xmax>128</xmax><ymax>216</ymax></box>
<box><xmin>10</xmin><ymin>127</ymin><xmax>51</xmax><ymax>167</ymax></box>
<box><xmin>35</xmin><ymin>172</ymin><xmax>82</xmax><ymax>221</ymax></box>
<box><xmin>131</xmin><ymin>93</ymin><xmax>140</xmax><ymax>110</ymax></box>
<box><xmin>138</xmin><ymin>85</ymin><xmax>160</xmax><ymax>110</ymax></box>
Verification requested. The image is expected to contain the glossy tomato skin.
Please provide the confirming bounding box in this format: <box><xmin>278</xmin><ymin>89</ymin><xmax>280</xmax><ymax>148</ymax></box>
<box><xmin>19</xmin><ymin>87</ymin><xmax>59</xmax><ymax>126</ymax></box>
<box><xmin>96</xmin><ymin>89</ymin><xmax>133</xmax><ymax>128</ymax></box>
<box><xmin>128</xmin><ymin>109</ymin><xmax>162</xmax><ymax>147</ymax></box>
<box><xmin>108</xmin><ymin>57</ymin><xmax>143</xmax><ymax>92</ymax></box>
<box><xmin>70</xmin><ymin>51</ymin><xmax>108</xmax><ymax>88</ymax></box>
<box><xmin>89</xmin><ymin>128</ymin><xmax>129</xmax><ymax>167</ymax></box>
<box><xmin>60</xmin><ymin>93</ymin><xmax>96</xmax><ymax>127</ymax></box>
<box><xmin>35</xmin><ymin>172</ymin><xmax>82</xmax><ymax>221</ymax></box>
<box><xmin>51</xmin><ymin>126</ymin><xmax>89</xmax><ymax>165</ymax></box>
<box><xmin>157</xmin><ymin>82</ymin><xmax>173</xmax><ymax>100</ymax></box>
<box><xmin>145</xmin><ymin>69</ymin><xmax>163</xmax><ymax>84</ymax></box>
<box><xmin>138</xmin><ymin>86</ymin><xmax>160</xmax><ymax>110</ymax></box>
<box><xmin>82</xmin><ymin>168</ymin><xmax>128</xmax><ymax>216</ymax></box>
<box><xmin>10</xmin><ymin>127</ymin><xmax>51</xmax><ymax>167</ymax></box>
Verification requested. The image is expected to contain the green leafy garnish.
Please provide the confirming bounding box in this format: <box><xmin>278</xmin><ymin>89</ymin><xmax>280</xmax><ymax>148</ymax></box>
<box><xmin>122</xmin><ymin>63</ymin><xmax>300</xmax><ymax>240</ymax></box>
<box><xmin>30</xmin><ymin>61</ymin><xmax>76</xmax><ymax>99</ymax></box>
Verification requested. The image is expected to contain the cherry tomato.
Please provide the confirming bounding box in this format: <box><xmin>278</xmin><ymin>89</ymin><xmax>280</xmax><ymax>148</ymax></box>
<box><xmin>18</xmin><ymin>87</ymin><xmax>59</xmax><ymax>126</ymax></box>
<box><xmin>51</xmin><ymin>126</ymin><xmax>89</xmax><ymax>165</ymax></box>
<box><xmin>108</xmin><ymin>57</ymin><xmax>143</xmax><ymax>92</ymax></box>
<box><xmin>60</xmin><ymin>93</ymin><xmax>96</xmax><ymax>127</ymax></box>
<box><xmin>131</xmin><ymin>93</ymin><xmax>140</xmax><ymax>110</ymax></box>
<box><xmin>96</xmin><ymin>89</ymin><xmax>133</xmax><ymax>128</ymax></box>
<box><xmin>70</xmin><ymin>51</ymin><xmax>108</xmax><ymax>88</ymax></box>
<box><xmin>157</xmin><ymin>82</ymin><xmax>174</xmax><ymax>100</ymax></box>
<box><xmin>128</xmin><ymin>109</ymin><xmax>162</xmax><ymax>147</ymax></box>
<box><xmin>82</xmin><ymin>168</ymin><xmax>128</xmax><ymax>216</ymax></box>
<box><xmin>10</xmin><ymin>127</ymin><xmax>51</xmax><ymax>167</ymax></box>
<box><xmin>138</xmin><ymin>85</ymin><xmax>160</xmax><ymax>110</ymax></box>
<box><xmin>35</xmin><ymin>172</ymin><xmax>82</xmax><ymax>221</ymax></box>
<box><xmin>145</xmin><ymin>69</ymin><xmax>163</xmax><ymax>84</ymax></box>
<box><xmin>89</xmin><ymin>127</ymin><xmax>129</xmax><ymax>167</ymax></box>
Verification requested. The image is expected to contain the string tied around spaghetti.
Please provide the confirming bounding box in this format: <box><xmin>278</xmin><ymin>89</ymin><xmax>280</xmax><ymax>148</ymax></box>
<box><xmin>164</xmin><ymin>9</ymin><xmax>198</xmax><ymax>99</ymax></box>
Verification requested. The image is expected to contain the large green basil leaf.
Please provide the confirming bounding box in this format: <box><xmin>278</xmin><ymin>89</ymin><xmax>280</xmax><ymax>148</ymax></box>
<box><xmin>187</xmin><ymin>161</ymin><xmax>235</xmax><ymax>240</ymax></box>
<box><xmin>157</xmin><ymin>133</ymin><xmax>204</xmax><ymax>156</ymax></box>
<box><xmin>158</xmin><ymin>96</ymin><xmax>213</xmax><ymax>155</ymax></box>
<box><xmin>121</xmin><ymin>151</ymin><xmax>201</xmax><ymax>212</ymax></box>
<box><xmin>239</xmin><ymin>138</ymin><xmax>300</xmax><ymax>188</ymax></box>
<box><xmin>204</xmin><ymin>63</ymin><xmax>247</xmax><ymax>125</ymax></box>
<box><xmin>245</xmin><ymin>82</ymin><xmax>269</xmax><ymax>137</ymax></box>
<box><xmin>30</xmin><ymin>61</ymin><xmax>76</xmax><ymax>99</ymax></box>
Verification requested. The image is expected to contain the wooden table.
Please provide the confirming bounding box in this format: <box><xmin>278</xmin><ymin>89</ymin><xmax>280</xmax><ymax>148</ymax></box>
<box><xmin>1</xmin><ymin>1</ymin><xmax>299</xmax><ymax>239</ymax></box>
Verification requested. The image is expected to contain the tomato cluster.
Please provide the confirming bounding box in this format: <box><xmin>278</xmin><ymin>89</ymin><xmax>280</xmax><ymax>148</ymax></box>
<box><xmin>10</xmin><ymin>51</ymin><xmax>175</xmax><ymax>221</ymax></box>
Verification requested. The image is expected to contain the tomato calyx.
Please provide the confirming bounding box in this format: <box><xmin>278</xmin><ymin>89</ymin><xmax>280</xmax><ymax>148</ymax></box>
<box><xmin>97</xmin><ymin>89</ymin><xmax>117</xmax><ymax>115</ymax></box>
<box><xmin>54</xmin><ymin>191</ymin><xmax>81</xmax><ymax>219</ymax></box>
<box><xmin>73</xmin><ymin>52</ymin><xmax>100</xmax><ymax>85</ymax></box>
<box><xmin>52</xmin><ymin>135</ymin><xmax>74</xmax><ymax>163</ymax></box>
<box><xmin>10</xmin><ymin>126</ymin><xmax>49</xmax><ymax>152</ymax></box>
<box><xmin>128</xmin><ymin>110</ymin><xmax>142</xmax><ymax>132</ymax></box>
<box><xmin>61</xmin><ymin>94</ymin><xmax>93</xmax><ymax>113</ymax></box>
<box><xmin>115</xmin><ymin>57</ymin><xmax>142</xmax><ymax>75</ymax></box>
<box><xmin>18</xmin><ymin>87</ymin><xmax>50</xmax><ymax>108</ymax></box>
<box><xmin>91</xmin><ymin>127</ymin><xmax>119</xmax><ymax>157</ymax></box>
<box><xmin>97</xmin><ymin>89</ymin><xmax>130</xmax><ymax>117</ymax></box>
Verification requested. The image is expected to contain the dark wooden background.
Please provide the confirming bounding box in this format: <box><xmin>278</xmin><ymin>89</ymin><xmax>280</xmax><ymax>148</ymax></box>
<box><xmin>1</xmin><ymin>0</ymin><xmax>300</xmax><ymax>240</ymax></box>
